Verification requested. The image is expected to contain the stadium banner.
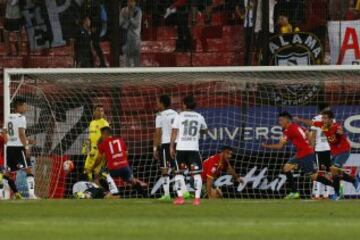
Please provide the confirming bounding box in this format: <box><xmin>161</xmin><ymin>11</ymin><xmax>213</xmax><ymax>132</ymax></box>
<box><xmin>22</xmin><ymin>93</ymin><xmax>360</xmax><ymax>197</ymax></box>
<box><xmin>198</xmin><ymin>105</ymin><xmax>360</xmax><ymax>153</ymax></box>
<box><xmin>268</xmin><ymin>32</ymin><xmax>323</xmax><ymax>65</ymax></box>
<box><xmin>20</xmin><ymin>0</ymin><xmax>81</xmax><ymax>50</ymax></box>
<box><xmin>328</xmin><ymin>20</ymin><xmax>360</xmax><ymax>65</ymax></box>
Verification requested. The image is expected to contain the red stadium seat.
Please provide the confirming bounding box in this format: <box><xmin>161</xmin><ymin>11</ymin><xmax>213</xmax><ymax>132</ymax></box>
<box><xmin>49</xmin><ymin>46</ymin><xmax>74</xmax><ymax>56</ymax></box>
<box><xmin>192</xmin><ymin>52</ymin><xmax>242</xmax><ymax>66</ymax></box>
<box><xmin>156</xmin><ymin>26</ymin><xmax>177</xmax><ymax>41</ymax></box>
<box><xmin>141</xmin><ymin>40</ymin><xmax>176</xmax><ymax>53</ymax></box>
<box><xmin>0</xmin><ymin>56</ymin><xmax>24</xmax><ymax>68</ymax></box>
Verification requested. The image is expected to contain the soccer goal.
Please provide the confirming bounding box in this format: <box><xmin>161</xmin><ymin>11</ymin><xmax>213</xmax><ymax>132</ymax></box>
<box><xmin>3</xmin><ymin>66</ymin><xmax>360</xmax><ymax>199</ymax></box>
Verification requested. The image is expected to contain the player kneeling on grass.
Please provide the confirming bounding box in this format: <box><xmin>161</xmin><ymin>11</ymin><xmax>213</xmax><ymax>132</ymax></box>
<box><xmin>202</xmin><ymin>146</ymin><xmax>243</xmax><ymax>199</ymax></box>
<box><xmin>262</xmin><ymin>112</ymin><xmax>334</xmax><ymax>199</ymax></box>
<box><xmin>73</xmin><ymin>180</ymin><xmax>119</xmax><ymax>199</ymax></box>
<box><xmin>92</xmin><ymin>127</ymin><xmax>147</xmax><ymax>196</ymax></box>
<box><xmin>170</xmin><ymin>95</ymin><xmax>208</xmax><ymax>206</ymax></box>
<box><xmin>312</xmin><ymin>110</ymin><xmax>360</xmax><ymax>200</ymax></box>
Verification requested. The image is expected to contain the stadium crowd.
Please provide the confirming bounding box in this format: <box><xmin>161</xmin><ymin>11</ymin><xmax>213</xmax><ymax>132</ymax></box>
<box><xmin>1</xmin><ymin>0</ymin><xmax>360</xmax><ymax>68</ymax></box>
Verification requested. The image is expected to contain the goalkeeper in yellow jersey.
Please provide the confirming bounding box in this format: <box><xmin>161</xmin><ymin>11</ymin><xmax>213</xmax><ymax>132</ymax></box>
<box><xmin>83</xmin><ymin>105</ymin><xmax>110</xmax><ymax>180</ymax></box>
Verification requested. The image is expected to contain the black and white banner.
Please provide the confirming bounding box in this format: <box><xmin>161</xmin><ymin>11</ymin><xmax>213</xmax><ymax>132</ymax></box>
<box><xmin>20</xmin><ymin>0</ymin><xmax>82</xmax><ymax>50</ymax></box>
<box><xmin>268</xmin><ymin>32</ymin><xmax>323</xmax><ymax>66</ymax></box>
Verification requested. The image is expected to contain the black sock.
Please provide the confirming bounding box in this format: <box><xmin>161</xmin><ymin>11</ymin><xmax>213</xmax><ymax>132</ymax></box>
<box><xmin>134</xmin><ymin>182</ymin><xmax>148</xmax><ymax>198</ymax></box>
<box><xmin>333</xmin><ymin>176</ymin><xmax>340</xmax><ymax>195</ymax></box>
<box><xmin>3</xmin><ymin>176</ymin><xmax>18</xmax><ymax>193</ymax></box>
<box><xmin>285</xmin><ymin>172</ymin><xmax>297</xmax><ymax>193</ymax></box>
<box><xmin>99</xmin><ymin>178</ymin><xmax>110</xmax><ymax>192</ymax></box>
<box><xmin>316</xmin><ymin>176</ymin><xmax>333</xmax><ymax>187</ymax></box>
<box><xmin>342</xmin><ymin>173</ymin><xmax>355</xmax><ymax>184</ymax></box>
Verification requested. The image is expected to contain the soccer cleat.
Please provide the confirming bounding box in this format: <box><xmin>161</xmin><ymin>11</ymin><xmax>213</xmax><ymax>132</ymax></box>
<box><xmin>284</xmin><ymin>192</ymin><xmax>300</xmax><ymax>199</ymax></box>
<box><xmin>339</xmin><ymin>183</ymin><xmax>345</xmax><ymax>199</ymax></box>
<box><xmin>14</xmin><ymin>192</ymin><xmax>23</xmax><ymax>200</ymax></box>
<box><xmin>329</xmin><ymin>194</ymin><xmax>341</xmax><ymax>201</ymax></box>
<box><xmin>173</xmin><ymin>197</ymin><xmax>185</xmax><ymax>205</ymax></box>
<box><xmin>158</xmin><ymin>195</ymin><xmax>172</xmax><ymax>201</ymax></box>
<box><xmin>192</xmin><ymin>198</ymin><xmax>201</xmax><ymax>206</ymax></box>
<box><xmin>353</xmin><ymin>174</ymin><xmax>360</xmax><ymax>192</ymax></box>
<box><xmin>183</xmin><ymin>191</ymin><xmax>192</xmax><ymax>200</ymax></box>
<box><xmin>28</xmin><ymin>195</ymin><xmax>40</xmax><ymax>200</ymax></box>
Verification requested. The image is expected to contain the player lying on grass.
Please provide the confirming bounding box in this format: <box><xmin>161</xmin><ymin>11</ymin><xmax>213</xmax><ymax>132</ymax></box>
<box><xmin>83</xmin><ymin>105</ymin><xmax>110</xmax><ymax>181</ymax></box>
<box><xmin>153</xmin><ymin>95</ymin><xmax>190</xmax><ymax>200</ymax></box>
<box><xmin>293</xmin><ymin>104</ymin><xmax>333</xmax><ymax>199</ymax></box>
<box><xmin>72</xmin><ymin>179</ymin><xmax>119</xmax><ymax>199</ymax></box>
<box><xmin>0</xmin><ymin>128</ymin><xmax>22</xmax><ymax>199</ymax></box>
<box><xmin>202</xmin><ymin>146</ymin><xmax>243</xmax><ymax>199</ymax></box>
<box><xmin>312</xmin><ymin>110</ymin><xmax>360</xmax><ymax>200</ymax></box>
<box><xmin>92</xmin><ymin>127</ymin><xmax>147</xmax><ymax>197</ymax></box>
<box><xmin>170</xmin><ymin>95</ymin><xmax>208</xmax><ymax>206</ymax></box>
<box><xmin>262</xmin><ymin>112</ymin><xmax>334</xmax><ymax>199</ymax></box>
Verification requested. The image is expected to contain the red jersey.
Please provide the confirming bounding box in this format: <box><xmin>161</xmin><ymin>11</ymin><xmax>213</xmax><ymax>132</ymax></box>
<box><xmin>201</xmin><ymin>154</ymin><xmax>228</xmax><ymax>181</ymax></box>
<box><xmin>0</xmin><ymin>135</ymin><xmax>5</xmax><ymax>167</ymax></box>
<box><xmin>98</xmin><ymin>136</ymin><xmax>129</xmax><ymax>170</ymax></box>
<box><xmin>312</xmin><ymin>121</ymin><xmax>351</xmax><ymax>155</ymax></box>
<box><xmin>283</xmin><ymin>123</ymin><xmax>314</xmax><ymax>159</ymax></box>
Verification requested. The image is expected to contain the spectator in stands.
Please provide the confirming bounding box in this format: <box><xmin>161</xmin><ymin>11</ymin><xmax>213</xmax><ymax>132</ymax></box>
<box><xmin>81</xmin><ymin>0</ymin><xmax>108</xmax><ymax>67</ymax></box>
<box><xmin>276</xmin><ymin>15</ymin><xmax>292</xmax><ymax>33</ymax></box>
<box><xmin>2</xmin><ymin>0</ymin><xmax>23</xmax><ymax>56</ymax></box>
<box><xmin>238</xmin><ymin>0</ymin><xmax>255</xmax><ymax>65</ymax></box>
<box><xmin>165</xmin><ymin>0</ymin><xmax>192</xmax><ymax>52</ymax></box>
<box><xmin>120</xmin><ymin>0</ymin><xmax>142</xmax><ymax>67</ymax></box>
<box><xmin>274</xmin><ymin>0</ymin><xmax>305</xmax><ymax>28</ymax></box>
<box><xmin>74</xmin><ymin>16</ymin><xmax>95</xmax><ymax>68</ymax></box>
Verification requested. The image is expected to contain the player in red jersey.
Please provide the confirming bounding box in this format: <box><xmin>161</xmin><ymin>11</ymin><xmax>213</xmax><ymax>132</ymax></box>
<box><xmin>262</xmin><ymin>112</ymin><xmax>333</xmax><ymax>199</ymax></box>
<box><xmin>93</xmin><ymin>127</ymin><xmax>147</xmax><ymax>196</ymax></box>
<box><xmin>0</xmin><ymin>128</ymin><xmax>22</xmax><ymax>199</ymax></box>
<box><xmin>202</xmin><ymin>146</ymin><xmax>243</xmax><ymax>199</ymax></box>
<box><xmin>312</xmin><ymin>110</ymin><xmax>360</xmax><ymax>200</ymax></box>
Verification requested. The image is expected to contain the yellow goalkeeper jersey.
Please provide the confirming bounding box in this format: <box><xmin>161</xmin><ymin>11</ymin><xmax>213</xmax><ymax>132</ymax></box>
<box><xmin>89</xmin><ymin>118</ymin><xmax>110</xmax><ymax>149</ymax></box>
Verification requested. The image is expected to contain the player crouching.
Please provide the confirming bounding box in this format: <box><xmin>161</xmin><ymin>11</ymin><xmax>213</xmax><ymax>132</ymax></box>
<box><xmin>202</xmin><ymin>146</ymin><xmax>243</xmax><ymax>199</ymax></box>
<box><xmin>0</xmin><ymin>128</ymin><xmax>22</xmax><ymax>199</ymax></box>
<box><xmin>92</xmin><ymin>127</ymin><xmax>147</xmax><ymax>197</ymax></box>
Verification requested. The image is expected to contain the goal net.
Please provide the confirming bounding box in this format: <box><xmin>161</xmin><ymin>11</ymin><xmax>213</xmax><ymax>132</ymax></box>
<box><xmin>3</xmin><ymin>66</ymin><xmax>360</xmax><ymax>199</ymax></box>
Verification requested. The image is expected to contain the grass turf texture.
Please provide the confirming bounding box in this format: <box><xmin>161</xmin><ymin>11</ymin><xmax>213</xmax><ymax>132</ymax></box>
<box><xmin>1</xmin><ymin>199</ymin><xmax>360</xmax><ymax>240</ymax></box>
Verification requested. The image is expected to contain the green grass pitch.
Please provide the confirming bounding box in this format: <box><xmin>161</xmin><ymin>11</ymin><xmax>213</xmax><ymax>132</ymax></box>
<box><xmin>1</xmin><ymin>199</ymin><xmax>360</xmax><ymax>240</ymax></box>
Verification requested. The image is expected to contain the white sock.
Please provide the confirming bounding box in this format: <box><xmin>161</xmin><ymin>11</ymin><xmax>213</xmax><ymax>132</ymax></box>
<box><xmin>312</xmin><ymin>181</ymin><xmax>319</xmax><ymax>198</ymax></box>
<box><xmin>316</xmin><ymin>181</ymin><xmax>321</xmax><ymax>198</ymax></box>
<box><xmin>26</xmin><ymin>175</ymin><xmax>36</xmax><ymax>198</ymax></box>
<box><xmin>323</xmin><ymin>184</ymin><xmax>329</xmax><ymax>198</ymax></box>
<box><xmin>0</xmin><ymin>183</ymin><xmax>3</xmax><ymax>199</ymax></box>
<box><xmin>162</xmin><ymin>176</ymin><xmax>170</xmax><ymax>196</ymax></box>
<box><xmin>193</xmin><ymin>174</ymin><xmax>202</xmax><ymax>199</ymax></box>
<box><xmin>174</xmin><ymin>174</ymin><xmax>186</xmax><ymax>197</ymax></box>
<box><xmin>106</xmin><ymin>174</ymin><xmax>119</xmax><ymax>195</ymax></box>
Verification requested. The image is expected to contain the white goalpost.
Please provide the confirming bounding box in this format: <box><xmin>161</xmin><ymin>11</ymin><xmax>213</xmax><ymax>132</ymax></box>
<box><xmin>2</xmin><ymin>65</ymin><xmax>360</xmax><ymax>199</ymax></box>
